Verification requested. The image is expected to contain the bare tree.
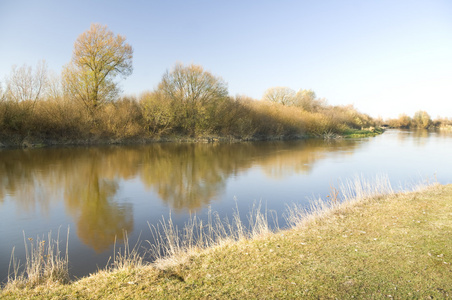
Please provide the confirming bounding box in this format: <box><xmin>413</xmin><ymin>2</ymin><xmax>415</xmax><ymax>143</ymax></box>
<box><xmin>157</xmin><ymin>63</ymin><xmax>228</xmax><ymax>134</ymax></box>
<box><xmin>0</xmin><ymin>82</ymin><xmax>5</xmax><ymax>126</ymax></box>
<box><xmin>62</xmin><ymin>23</ymin><xmax>133</xmax><ymax>112</ymax></box>
<box><xmin>262</xmin><ymin>87</ymin><xmax>295</xmax><ymax>106</ymax></box>
<box><xmin>46</xmin><ymin>71</ymin><xmax>63</xmax><ymax>100</ymax></box>
<box><xmin>2</xmin><ymin>60</ymin><xmax>48</xmax><ymax>124</ymax></box>
<box><xmin>159</xmin><ymin>63</ymin><xmax>228</xmax><ymax>106</ymax></box>
<box><xmin>5</xmin><ymin>60</ymin><xmax>48</xmax><ymax>103</ymax></box>
<box><xmin>0</xmin><ymin>82</ymin><xmax>5</xmax><ymax>102</ymax></box>
<box><xmin>294</xmin><ymin>89</ymin><xmax>326</xmax><ymax>112</ymax></box>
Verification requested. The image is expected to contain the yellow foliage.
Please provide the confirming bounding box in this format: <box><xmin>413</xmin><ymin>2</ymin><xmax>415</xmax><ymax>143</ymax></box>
<box><xmin>62</xmin><ymin>23</ymin><xmax>133</xmax><ymax>111</ymax></box>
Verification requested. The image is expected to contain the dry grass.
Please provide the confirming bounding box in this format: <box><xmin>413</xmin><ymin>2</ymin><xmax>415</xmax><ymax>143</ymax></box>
<box><xmin>4</xmin><ymin>227</ymin><xmax>70</xmax><ymax>290</ymax></box>
<box><xmin>147</xmin><ymin>202</ymin><xmax>276</xmax><ymax>269</ymax></box>
<box><xmin>107</xmin><ymin>232</ymin><xmax>145</xmax><ymax>271</ymax></box>
<box><xmin>284</xmin><ymin>174</ymin><xmax>395</xmax><ymax>229</ymax></box>
<box><xmin>4</xmin><ymin>177</ymin><xmax>449</xmax><ymax>299</ymax></box>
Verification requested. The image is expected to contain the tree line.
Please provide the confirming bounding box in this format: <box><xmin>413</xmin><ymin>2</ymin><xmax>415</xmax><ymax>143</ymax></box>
<box><xmin>0</xmin><ymin>24</ymin><xmax>410</xmax><ymax>147</ymax></box>
<box><xmin>385</xmin><ymin>111</ymin><xmax>452</xmax><ymax>130</ymax></box>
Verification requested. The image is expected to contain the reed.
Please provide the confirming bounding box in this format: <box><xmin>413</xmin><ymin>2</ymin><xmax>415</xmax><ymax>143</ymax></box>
<box><xmin>147</xmin><ymin>201</ymin><xmax>277</xmax><ymax>269</ymax></box>
<box><xmin>108</xmin><ymin>231</ymin><xmax>145</xmax><ymax>271</ymax></box>
<box><xmin>148</xmin><ymin>175</ymin><xmax>400</xmax><ymax>269</ymax></box>
<box><xmin>284</xmin><ymin>174</ymin><xmax>395</xmax><ymax>228</ymax></box>
<box><xmin>5</xmin><ymin>227</ymin><xmax>70</xmax><ymax>289</ymax></box>
<box><xmin>2</xmin><ymin>175</ymin><xmax>447</xmax><ymax>299</ymax></box>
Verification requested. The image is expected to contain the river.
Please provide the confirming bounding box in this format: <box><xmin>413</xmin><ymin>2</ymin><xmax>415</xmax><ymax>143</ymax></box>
<box><xmin>0</xmin><ymin>129</ymin><xmax>451</xmax><ymax>282</ymax></box>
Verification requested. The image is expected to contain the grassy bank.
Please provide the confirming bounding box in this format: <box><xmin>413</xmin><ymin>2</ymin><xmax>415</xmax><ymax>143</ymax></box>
<box><xmin>343</xmin><ymin>127</ymin><xmax>384</xmax><ymax>138</ymax></box>
<box><xmin>2</xmin><ymin>179</ymin><xmax>451</xmax><ymax>299</ymax></box>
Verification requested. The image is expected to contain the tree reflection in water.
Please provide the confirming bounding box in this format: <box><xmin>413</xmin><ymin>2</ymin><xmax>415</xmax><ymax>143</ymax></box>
<box><xmin>64</xmin><ymin>158</ymin><xmax>133</xmax><ymax>253</ymax></box>
<box><xmin>0</xmin><ymin>139</ymin><xmax>361</xmax><ymax>251</ymax></box>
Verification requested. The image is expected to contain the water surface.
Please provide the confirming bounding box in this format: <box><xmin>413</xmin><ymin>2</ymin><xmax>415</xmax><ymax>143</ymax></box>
<box><xmin>0</xmin><ymin>129</ymin><xmax>451</xmax><ymax>281</ymax></box>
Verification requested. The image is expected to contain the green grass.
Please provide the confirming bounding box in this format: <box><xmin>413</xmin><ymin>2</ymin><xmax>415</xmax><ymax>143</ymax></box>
<box><xmin>2</xmin><ymin>182</ymin><xmax>451</xmax><ymax>299</ymax></box>
<box><xmin>342</xmin><ymin>127</ymin><xmax>384</xmax><ymax>138</ymax></box>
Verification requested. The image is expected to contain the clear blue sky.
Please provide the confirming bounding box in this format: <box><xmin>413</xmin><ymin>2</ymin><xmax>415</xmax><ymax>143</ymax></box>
<box><xmin>1</xmin><ymin>0</ymin><xmax>451</xmax><ymax>119</ymax></box>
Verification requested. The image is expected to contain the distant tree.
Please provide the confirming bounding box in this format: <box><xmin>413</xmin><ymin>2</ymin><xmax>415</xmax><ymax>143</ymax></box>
<box><xmin>0</xmin><ymin>82</ymin><xmax>5</xmax><ymax>102</ymax></box>
<box><xmin>46</xmin><ymin>71</ymin><xmax>63</xmax><ymax>100</ymax></box>
<box><xmin>159</xmin><ymin>63</ymin><xmax>228</xmax><ymax>106</ymax></box>
<box><xmin>412</xmin><ymin>110</ymin><xmax>432</xmax><ymax>128</ymax></box>
<box><xmin>262</xmin><ymin>87</ymin><xmax>295</xmax><ymax>106</ymax></box>
<box><xmin>4</xmin><ymin>60</ymin><xmax>48</xmax><ymax>104</ymax></box>
<box><xmin>398</xmin><ymin>114</ymin><xmax>412</xmax><ymax>128</ymax></box>
<box><xmin>293</xmin><ymin>89</ymin><xmax>325</xmax><ymax>112</ymax></box>
<box><xmin>0</xmin><ymin>82</ymin><xmax>5</xmax><ymax>126</ymax></box>
<box><xmin>157</xmin><ymin>63</ymin><xmax>228</xmax><ymax>134</ymax></box>
<box><xmin>62</xmin><ymin>24</ymin><xmax>133</xmax><ymax>112</ymax></box>
<box><xmin>2</xmin><ymin>61</ymin><xmax>48</xmax><ymax>128</ymax></box>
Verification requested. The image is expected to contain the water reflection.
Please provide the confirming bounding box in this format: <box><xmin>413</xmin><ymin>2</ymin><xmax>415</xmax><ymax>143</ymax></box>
<box><xmin>394</xmin><ymin>128</ymin><xmax>452</xmax><ymax>146</ymax></box>
<box><xmin>258</xmin><ymin>139</ymin><xmax>358</xmax><ymax>179</ymax></box>
<box><xmin>139</xmin><ymin>144</ymin><xmax>231</xmax><ymax>211</ymax></box>
<box><xmin>1</xmin><ymin>130</ymin><xmax>452</xmax><ymax>281</ymax></box>
<box><xmin>64</xmin><ymin>158</ymin><xmax>133</xmax><ymax>253</ymax></box>
<box><xmin>0</xmin><ymin>138</ymin><xmax>361</xmax><ymax>251</ymax></box>
<box><xmin>395</xmin><ymin>129</ymin><xmax>430</xmax><ymax>146</ymax></box>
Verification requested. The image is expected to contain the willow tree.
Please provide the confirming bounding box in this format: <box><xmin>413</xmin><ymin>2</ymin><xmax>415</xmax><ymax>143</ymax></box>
<box><xmin>63</xmin><ymin>24</ymin><xmax>133</xmax><ymax>112</ymax></box>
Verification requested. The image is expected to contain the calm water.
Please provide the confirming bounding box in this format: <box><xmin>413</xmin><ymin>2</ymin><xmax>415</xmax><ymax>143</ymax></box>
<box><xmin>0</xmin><ymin>129</ymin><xmax>451</xmax><ymax>281</ymax></box>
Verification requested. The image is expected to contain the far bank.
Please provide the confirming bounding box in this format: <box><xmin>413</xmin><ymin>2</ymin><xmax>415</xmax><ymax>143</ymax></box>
<box><xmin>0</xmin><ymin>127</ymin><xmax>383</xmax><ymax>149</ymax></box>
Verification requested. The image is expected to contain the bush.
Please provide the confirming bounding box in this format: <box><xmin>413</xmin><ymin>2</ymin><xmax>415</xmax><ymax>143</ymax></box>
<box><xmin>0</xmin><ymin>62</ymin><xmax>381</xmax><ymax>144</ymax></box>
<box><xmin>140</xmin><ymin>91</ymin><xmax>176</xmax><ymax>136</ymax></box>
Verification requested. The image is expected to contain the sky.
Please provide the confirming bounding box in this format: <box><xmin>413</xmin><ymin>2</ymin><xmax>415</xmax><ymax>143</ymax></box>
<box><xmin>0</xmin><ymin>0</ymin><xmax>451</xmax><ymax>119</ymax></box>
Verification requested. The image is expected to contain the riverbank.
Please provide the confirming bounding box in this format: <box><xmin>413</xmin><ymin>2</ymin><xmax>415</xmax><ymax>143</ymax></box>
<box><xmin>1</xmin><ymin>84</ymin><xmax>382</xmax><ymax>150</ymax></box>
<box><xmin>2</xmin><ymin>180</ymin><xmax>451</xmax><ymax>299</ymax></box>
<box><xmin>0</xmin><ymin>128</ymin><xmax>382</xmax><ymax>149</ymax></box>
<box><xmin>440</xmin><ymin>124</ymin><xmax>452</xmax><ymax>131</ymax></box>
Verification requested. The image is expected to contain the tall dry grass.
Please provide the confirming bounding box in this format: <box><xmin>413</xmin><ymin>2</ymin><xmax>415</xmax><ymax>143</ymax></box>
<box><xmin>285</xmin><ymin>174</ymin><xmax>396</xmax><ymax>228</ymax></box>
<box><xmin>145</xmin><ymin>174</ymin><xmax>414</xmax><ymax>270</ymax></box>
<box><xmin>5</xmin><ymin>227</ymin><xmax>70</xmax><ymax>290</ymax></box>
<box><xmin>147</xmin><ymin>202</ymin><xmax>277</xmax><ymax>268</ymax></box>
<box><xmin>284</xmin><ymin>174</ymin><xmax>435</xmax><ymax>230</ymax></box>
<box><xmin>2</xmin><ymin>174</ymin><xmax>431</xmax><ymax>289</ymax></box>
<box><xmin>108</xmin><ymin>231</ymin><xmax>145</xmax><ymax>271</ymax></box>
